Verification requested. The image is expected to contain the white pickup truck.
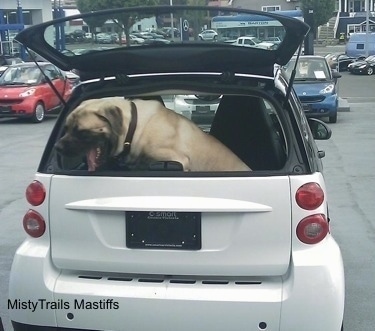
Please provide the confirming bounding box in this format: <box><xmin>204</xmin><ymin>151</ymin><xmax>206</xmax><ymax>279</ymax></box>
<box><xmin>233</xmin><ymin>36</ymin><xmax>277</xmax><ymax>50</ymax></box>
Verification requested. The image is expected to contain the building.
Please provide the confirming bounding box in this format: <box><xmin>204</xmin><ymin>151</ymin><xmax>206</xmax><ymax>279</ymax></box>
<box><xmin>230</xmin><ymin>0</ymin><xmax>375</xmax><ymax>40</ymax></box>
<box><xmin>1</xmin><ymin>0</ymin><xmax>52</xmax><ymax>55</ymax></box>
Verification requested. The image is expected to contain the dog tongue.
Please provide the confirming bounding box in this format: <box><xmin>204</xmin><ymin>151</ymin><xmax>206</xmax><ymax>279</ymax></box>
<box><xmin>87</xmin><ymin>148</ymin><xmax>98</xmax><ymax>171</ymax></box>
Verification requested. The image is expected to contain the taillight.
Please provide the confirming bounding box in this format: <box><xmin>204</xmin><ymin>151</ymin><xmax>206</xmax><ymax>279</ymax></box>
<box><xmin>296</xmin><ymin>214</ymin><xmax>329</xmax><ymax>244</ymax></box>
<box><xmin>295</xmin><ymin>182</ymin><xmax>324</xmax><ymax>210</ymax></box>
<box><xmin>23</xmin><ymin>210</ymin><xmax>46</xmax><ymax>238</ymax></box>
<box><xmin>26</xmin><ymin>180</ymin><xmax>46</xmax><ymax>206</ymax></box>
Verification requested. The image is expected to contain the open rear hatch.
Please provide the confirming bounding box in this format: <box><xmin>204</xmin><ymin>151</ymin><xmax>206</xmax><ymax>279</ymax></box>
<box><xmin>15</xmin><ymin>6</ymin><xmax>309</xmax><ymax>81</ymax></box>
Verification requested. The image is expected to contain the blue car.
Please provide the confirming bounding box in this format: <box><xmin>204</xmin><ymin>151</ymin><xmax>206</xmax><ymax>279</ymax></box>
<box><xmin>284</xmin><ymin>55</ymin><xmax>341</xmax><ymax>123</ymax></box>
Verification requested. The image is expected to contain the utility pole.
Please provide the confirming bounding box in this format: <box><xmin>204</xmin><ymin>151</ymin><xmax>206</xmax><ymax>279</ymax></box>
<box><xmin>365</xmin><ymin>0</ymin><xmax>370</xmax><ymax>56</ymax></box>
<box><xmin>170</xmin><ymin>0</ymin><xmax>174</xmax><ymax>39</ymax></box>
<box><xmin>304</xmin><ymin>9</ymin><xmax>314</xmax><ymax>55</ymax></box>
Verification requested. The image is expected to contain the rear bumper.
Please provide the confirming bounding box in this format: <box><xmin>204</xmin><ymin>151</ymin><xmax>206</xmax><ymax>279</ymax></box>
<box><xmin>0</xmin><ymin>111</ymin><xmax>33</xmax><ymax>118</ymax></box>
<box><xmin>9</xmin><ymin>237</ymin><xmax>344</xmax><ymax>331</ymax></box>
<box><xmin>348</xmin><ymin>67</ymin><xmax>368</xmax><ymax>74</ymax></box>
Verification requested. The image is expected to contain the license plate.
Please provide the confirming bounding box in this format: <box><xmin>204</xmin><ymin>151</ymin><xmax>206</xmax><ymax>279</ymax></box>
<box><xmin>0</xmin><ymin>106</ymin><xmax>11</xmax><ymax>113</ymax></box>
<box><xmin>126</xmin><ymin>211</ymin><xmax>201</xmax><ymax>250</ymax></box>
<box><xmin>302</xmin><ymin>104</ymin><xmax>311</xmax><ymax>112</ymax></box>
<box><xmin>195</xmin><ymin>106</ymin><xmax>210</xmax><ymax>113</ymax></box>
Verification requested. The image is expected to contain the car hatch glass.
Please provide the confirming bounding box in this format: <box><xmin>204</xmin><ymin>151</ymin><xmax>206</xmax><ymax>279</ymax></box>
<box><xmin>15</xmin><ymin>6</ymin><xmax>309</xmax><ymax>79</ymax></box>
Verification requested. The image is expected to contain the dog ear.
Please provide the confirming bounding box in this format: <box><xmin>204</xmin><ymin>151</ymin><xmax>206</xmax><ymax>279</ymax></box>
<box><xmin>96</xmin><ymin>106</ymin><xmax>124</xmax><ymax>135</ymax></box>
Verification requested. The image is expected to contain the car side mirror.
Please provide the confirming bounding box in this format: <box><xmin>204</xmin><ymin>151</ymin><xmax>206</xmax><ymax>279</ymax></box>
<box><xmin>308</xmin><ymin>118</ymin><xmax>332</xmax><ymax>140</ymax></box>
<box><xmin>332</xmin><ymin>70</ymin><xmax>342</xmax><ymax>79</ymax></box>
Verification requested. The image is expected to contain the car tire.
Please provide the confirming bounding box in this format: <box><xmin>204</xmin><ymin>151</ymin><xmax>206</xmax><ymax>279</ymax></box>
<box><xmin>367</xmin><ymin>67</ymin><xmax>373</xmax><ymax>75</ymax></box>
<box><xmin>329</xmin><ymin>112</ymin><xmax>337</xmax><ymax>123</ymax></box>
<box><xmin>31</xmin><ymin>102</ymin><xmax>45</xmax><ymax>123</ymax></box>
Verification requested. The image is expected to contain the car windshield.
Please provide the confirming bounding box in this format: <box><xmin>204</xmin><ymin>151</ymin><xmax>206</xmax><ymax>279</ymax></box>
<box><xmin>365</xmin><ymin>55</ymin><xmax>375</xmax><ymax>61</ymax></box>
<box><xmin>0</xmin><ymin>66</ymin><xmax>41</xmax><ymax>85</ymax></box>
<box><xmin>284</xmin><ymin>58</ymin><xmax>330</xmax><ymax>81</ymax></box>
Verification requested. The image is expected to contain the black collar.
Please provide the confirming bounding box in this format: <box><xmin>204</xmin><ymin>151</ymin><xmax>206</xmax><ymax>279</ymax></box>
<box><xmin>117</xmin><ymin>101</ymin><xmax>137</xmax><ymax>157</ymax></box>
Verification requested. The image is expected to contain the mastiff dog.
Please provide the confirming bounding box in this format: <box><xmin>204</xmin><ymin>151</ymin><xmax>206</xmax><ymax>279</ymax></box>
<box><xmin>55</xmin><ymin>97</ymin><xmax>251</xmax><ymax>172</ymax></box>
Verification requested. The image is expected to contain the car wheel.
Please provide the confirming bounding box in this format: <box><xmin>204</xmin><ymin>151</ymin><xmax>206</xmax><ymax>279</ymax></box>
<box><xmin>367</xmin><ymin>67</ymin><xmax>373</xmax><ymax>75</ymax></box>
<box><xmin>31</xmin><ymin>102</ymin><xmax>45</xmax><ymax>123</ymax></box>
<box><xmin>329</xmin><ymin>112</ymin><xmax>337</xmax><ymax>123</ymax></box>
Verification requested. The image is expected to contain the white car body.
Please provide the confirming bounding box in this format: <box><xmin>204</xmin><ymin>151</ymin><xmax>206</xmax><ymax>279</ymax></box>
<box><xmin>198</xmin><ymin>29</ymin><xmax>218</xmax><ymax>41</ymax></box>
<box><xmin>233</xmin><ymin>36</ymin><xmax>276</xmax><ymax>49</ymax></box>
<box><xmin>8</xmin><ymin>6</ymin><xmax>344</xmax><ymax>331</ymax></box>
<box><xmin>10</xmin><ymin>172</ymin><xmax>345</xmax><ymax>331</ymax></box>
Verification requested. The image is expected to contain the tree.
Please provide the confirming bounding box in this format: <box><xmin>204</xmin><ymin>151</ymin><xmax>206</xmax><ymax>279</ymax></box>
<box><xmin>76</xmin><ymin>0</ymin><xmax>159</xmax><ymax>45</ymax></box>
<box><xmin>299</xmin><ymin>0</ymin><xmax>335</xmax><ymax>33</ymax></box>
<box><xmin>76</xmin><ymin>0</ymin><xmax>107</xmax><ymax>37</ymax></box>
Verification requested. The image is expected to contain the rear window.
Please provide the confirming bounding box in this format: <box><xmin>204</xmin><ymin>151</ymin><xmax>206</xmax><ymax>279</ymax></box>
<box><xmin>356</xmin><ymin>43</ymin><xmax>365</xmax><ymax>50</ymax></box>
<box><xmin>52</xmin><ymin>93</ymin><xmax>287</xmax><ymax>174</ymax></box>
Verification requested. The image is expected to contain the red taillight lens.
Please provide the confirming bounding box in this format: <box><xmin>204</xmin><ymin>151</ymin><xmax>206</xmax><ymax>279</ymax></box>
<box><xmin>26</xmin><ymin>180</ymin><xmax>46</xmax><ymax>206</ymax></box>
<box><xmin>296</xmin><ymin>214</ymin><xmax>329</xmax><ymax>244</ymax></box>
<box><xmin>295</xmin><ymin>183</ymin><xmax>324</xmax><ymax>210</ymax></box>
<box><xmin>23</xmin><ymin>210</ymin><xmax>46</xmax><ymax>238</ymax></box>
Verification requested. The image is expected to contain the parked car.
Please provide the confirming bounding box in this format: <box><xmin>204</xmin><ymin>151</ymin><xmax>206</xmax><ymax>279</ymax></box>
<box><xmin>347</xmin><ymin>54</ymin><xmax>375</xmax><ymax>75</ymax></box>
<box><xmin>0</xmin><ymin>62</ymin><xmax>74</xmax><ymax>122</ymax></box>
<box><xmin>325</xmin><ymin>52</ymin><xmax>356</xmax><ymax>71</ymax></box>
<box><xmin>129</xmin><ymin>34</ymin><xmax>145</xmax><ymax>44</ymax></box>
<box><xmin>284</xmin><ymin>55</ymin><xmax>341</xmax><ymax>123</ymax></box>
<box><xmin>198</xmin><ymin>29</ymin><xmax>218</xmax><ymax>41</ymax></box>
<box><xmin>264</xmin><ymin>36</ymin><xmax>282</xmax><ymax>43</ymax></box>
<box><xmin>162</xmin><ymin>27</ymin><xmax>181</xmax><ymax>38</ymax></box>
<box><xmin>9</xmin><ymin>6</ymin><xmax>344</xmax><ymax>331</ymax></box>
<box><xmin>174</xmin><ymin>94</ymin><xmax>222</xmax><ymax>132</ymax></box>
<box><xmin>0</xmin><ymin>54</ymin><xmax>23</xmax><ymax>76</ymax></box>
<box><xmin>143</xmin><ymin>38</ymin><xmax>171</xmax><ymax>45</ymax></box>
<box><xmin>95</xmin><ymin>33</ymin><xmax>112</xmax><ymax>44</ymax></box>
<box><xmin>233</xmin><ymin>36</ymin><xmax>277</xmax><ymax>49</ymax></box>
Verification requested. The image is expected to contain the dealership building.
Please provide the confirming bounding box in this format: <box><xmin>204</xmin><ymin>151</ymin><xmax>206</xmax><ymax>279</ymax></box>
<box><xmin>1</xmin><ymin>0</ymin><xmax>52</xmax><ymax>55</ymax></box>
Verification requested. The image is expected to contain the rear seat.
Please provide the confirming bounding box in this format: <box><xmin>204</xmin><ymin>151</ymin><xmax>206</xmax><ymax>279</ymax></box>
<box><xmin>209</xmin><ymin>95</ymin><xmax>286</xmax><ymax>170</ymax></box>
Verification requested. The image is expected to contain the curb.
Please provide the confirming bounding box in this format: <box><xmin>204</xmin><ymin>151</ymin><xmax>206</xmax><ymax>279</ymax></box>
<box><xmin>338</xmin><ymin>97</ymin><xmax>350</xmax><ymax>112</ymax></box>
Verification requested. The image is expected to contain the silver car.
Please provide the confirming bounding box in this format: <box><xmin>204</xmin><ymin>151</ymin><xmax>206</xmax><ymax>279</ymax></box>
<box><xmin>198</xmin><ymin>29</ymin><xmax>218</xmax><ymax>41</ymax></box>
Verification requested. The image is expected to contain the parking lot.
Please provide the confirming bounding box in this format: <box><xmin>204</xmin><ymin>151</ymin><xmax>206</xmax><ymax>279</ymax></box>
<box><xmin>1</xmin><ymin>47</ymin><xmax>375</xmax><ymax>330</ymax></box>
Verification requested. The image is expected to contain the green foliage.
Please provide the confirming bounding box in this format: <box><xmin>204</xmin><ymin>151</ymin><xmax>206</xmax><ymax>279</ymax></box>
<box><xmin>76</xmin><ymin>0</ymin><xmax>106</xmax><ymax>31</ymax></box>
<box><xmin>76</xmin><ymin>0</ymin><xmax>160</xmax><ymax>44</ymax></box>
<box><xmin>300</xmin><ymin>0</ymin><xmax>335</xmax><ymax>31</ymax></box>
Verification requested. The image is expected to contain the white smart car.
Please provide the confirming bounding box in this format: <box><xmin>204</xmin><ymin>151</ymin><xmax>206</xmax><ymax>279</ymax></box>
<box><xmin>9</xmin><ymin>6</ymin><xmax>345</xmax><ymax>331</ymax></box>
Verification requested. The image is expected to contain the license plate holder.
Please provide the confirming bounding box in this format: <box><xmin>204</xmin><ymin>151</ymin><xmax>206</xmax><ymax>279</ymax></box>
<box><xmin>0</xmin><ymin>106</ymin><xmax>11</xmax><ymax>113</ymax></box>
<box><xmin>126</xmin><ymin>211</ymin><xmax>201</xmax><ymax>250</ymax></box>
<box><xmin>195</xmin><ymin>105</ymin><xmax>210</xmax><ymax>113</ymax></box>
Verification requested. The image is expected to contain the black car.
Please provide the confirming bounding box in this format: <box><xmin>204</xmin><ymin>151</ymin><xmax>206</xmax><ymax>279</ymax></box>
<box><xmin>348</xmin><ymin>55</ymin><xmax>375</xmax><ymax>75</ymax></box>
<box><xmin>10</xmin><ymin>6</ymin><xmax>344</xmax><ymax>331</ymax></box>
<box><xmin>325</xmin><ymin>52</ymin><xmax>356</xmax><ymax>71</ymax></box>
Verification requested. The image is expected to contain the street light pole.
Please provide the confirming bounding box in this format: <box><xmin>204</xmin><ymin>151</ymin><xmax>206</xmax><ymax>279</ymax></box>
<box><xmin>366</xmin><ymin>0</ymin><xmax>370</xmax><ymax>56</ymax></box>
<box><xmin>170</xmin><ymin>0</ymin><xmax>174</xmax><ymax>39</ymax></box>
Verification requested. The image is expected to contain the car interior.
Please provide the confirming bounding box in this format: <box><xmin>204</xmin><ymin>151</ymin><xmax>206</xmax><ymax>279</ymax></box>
<box><xmin>54</xmin><ymin>93</ymin><xmax>288</xmax><ymax>173</ymax></box>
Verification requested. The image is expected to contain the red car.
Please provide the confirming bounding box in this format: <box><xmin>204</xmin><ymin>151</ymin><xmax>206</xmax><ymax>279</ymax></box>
<box><xmin>0</xmin><ymin>62</ymin><xmax>74</xmax><ymax>123</ymax></box>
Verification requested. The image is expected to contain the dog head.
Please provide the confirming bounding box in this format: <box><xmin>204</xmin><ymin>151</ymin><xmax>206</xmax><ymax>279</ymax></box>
<box><xmin>55</xmin><ymin>98</ymin><xmax>129</xmax><ymax>171</ymax></box>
